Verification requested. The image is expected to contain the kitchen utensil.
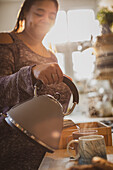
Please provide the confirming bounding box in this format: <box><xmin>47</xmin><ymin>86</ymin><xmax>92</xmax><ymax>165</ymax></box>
<box><xmin>5</xmin><ymin>76</ymin><xmax>79</xmax><ymax>151</ymax></box>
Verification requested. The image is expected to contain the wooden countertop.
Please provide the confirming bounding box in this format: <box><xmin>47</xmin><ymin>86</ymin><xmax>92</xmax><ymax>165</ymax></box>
<box><xmin>39</xmin><ymin>146</ymin><xmax>113</xmax><ymax>170</ymax></box>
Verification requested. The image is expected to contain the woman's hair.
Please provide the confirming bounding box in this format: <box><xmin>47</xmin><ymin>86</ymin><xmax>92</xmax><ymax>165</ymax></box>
<box><xmin>14</xmin><ymin>0</ymin><xmax>59</xmax><ymax>32</ymax></box>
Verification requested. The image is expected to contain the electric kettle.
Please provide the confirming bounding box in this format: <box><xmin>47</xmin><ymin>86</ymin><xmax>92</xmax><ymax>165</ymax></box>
<box><xmin>5</xmin><ymin>76</ymin><xmax>79</xmax><ymax>151</ymax></box>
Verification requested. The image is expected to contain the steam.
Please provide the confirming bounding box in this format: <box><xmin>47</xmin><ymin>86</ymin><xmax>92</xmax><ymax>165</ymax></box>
<box><xmin>77</xmin><ymin>122</ymin><xmax>98</xmax><ymax>131</ymax></box>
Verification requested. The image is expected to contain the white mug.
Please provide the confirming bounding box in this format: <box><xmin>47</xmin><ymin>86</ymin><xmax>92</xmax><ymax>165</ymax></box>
<box><xmin>67</xmin><ymin>135</ymin><xmax>107</xmax><ymax>165</ymax></box>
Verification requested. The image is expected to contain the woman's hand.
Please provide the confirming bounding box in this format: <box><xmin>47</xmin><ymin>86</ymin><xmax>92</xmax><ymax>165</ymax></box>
<box><xmin>32</xmin><ymin>63</ymin><xmax>63</xmax><ymax>85</ymax></box>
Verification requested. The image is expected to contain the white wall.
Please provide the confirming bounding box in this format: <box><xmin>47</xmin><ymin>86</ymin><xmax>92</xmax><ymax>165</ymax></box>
<box><xmin>1</xmin><ymin>0</ymin><xmax>112</xmax><ymax>32</ymax></box>
<box><xmin>0</xmin><ymin>0</ymin><xmax>23</xmax><ymax>32</ymax></box>
<box><xmin>0</xmin><ymin>0</ymin><xmax>98</xmax><ymax>32</ymax></box>
<box><xmin>59</xmin><ymin>0</ymin><xmax>98</xmax><ymax>12</ymax></box>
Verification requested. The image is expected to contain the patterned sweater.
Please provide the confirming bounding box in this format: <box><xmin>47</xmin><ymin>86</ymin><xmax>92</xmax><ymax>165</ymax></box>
<box><xmin>0</xmin><ymin>32</ymin><xmax>71</xmax><ymax>169</ymax></box>
<box><xmin>0</xmin><ymin>32</ymin><xmax>70</xmax><ymax>113</ymax></box>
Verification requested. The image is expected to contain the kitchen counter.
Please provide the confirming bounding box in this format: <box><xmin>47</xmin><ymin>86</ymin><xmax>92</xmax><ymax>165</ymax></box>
<box><xmin>65</xmin><ymin>94</ymin><xmax>113</xmax><ymax>124</ymax></box>
<box><xmin>65</xmin><ymin>108</ymin><xmax>113</xmax><ymax>124</ymax></box>
<box><xmin>39</xmin><ymin>146</ymin><xmax>113</xmax><ymax>170</ymax></box>
<box><xmin>64</xmin><ymin>93</ymin><xmax>113</xmax><ymax>145</ymax></box>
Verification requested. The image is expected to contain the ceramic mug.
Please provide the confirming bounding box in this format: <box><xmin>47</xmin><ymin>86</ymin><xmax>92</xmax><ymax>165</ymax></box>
<box><xmin>67</xmin><ymin>135</ymin><xmax>107</xmax><ymax>165</ymax></box>
<box><xmin>65</xmin><ymin>129</ymin><xmax>98</xmax><ymax>150</ymax></box>
<box><xmin>72</xmin><ymin>129</ymin><xmax>98</xmax><ymax>151</ymax></box>
<box><xmin>72</xmin><ymin>129</ymin><xmax>98</xmax><ymax>139</ymax></box>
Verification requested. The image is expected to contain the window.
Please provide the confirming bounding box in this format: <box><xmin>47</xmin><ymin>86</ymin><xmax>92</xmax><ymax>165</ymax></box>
<box><xmin>56</xmin><ymin>53</ymin><xmax>65</xmax><ymax>73</ymax></box>
<box><xmin>43</xmin><ymin>11</ymin><xmax>68</xmax><ymax>45</ymax></box>
<box><xmin>72</xmin><ymin>48</ymin><xmax>95</xmax><ymax>80</ymax></box>
<box><xmin>43</xmin><ymin>9</ymin><xmax>100</xmax><ymax>80</ymax></box>
<box><xmin>67</xmin><ymin>9</ymin><xmax>101</xmax><ymax>42</ymax></box>
<box><xmin>44</xmin><ymin>9</ymin><xmax>101</xmax><ymax>44</ymax></box>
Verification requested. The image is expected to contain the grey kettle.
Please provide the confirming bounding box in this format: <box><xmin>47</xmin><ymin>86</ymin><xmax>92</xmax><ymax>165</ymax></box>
<box><xmin>5</xmin><ymin>76</ymin><xmax>79</xmax><ymax>151</ymax></box>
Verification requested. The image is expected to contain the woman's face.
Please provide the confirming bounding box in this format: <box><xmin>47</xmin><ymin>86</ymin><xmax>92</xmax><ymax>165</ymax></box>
<box><xmin>24</xmin><ymin>0</ymin><xmax>57</xmax><ymax>38</ymax></box>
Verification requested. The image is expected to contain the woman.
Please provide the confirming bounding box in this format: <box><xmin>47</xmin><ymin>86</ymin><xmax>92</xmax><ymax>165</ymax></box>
<box><xmin>0</xmin><ymin>0</ymin><xmax>71</xmax><ymax>169</ymax></box>
<box><xmin>0</xmin><ymin>0</ymin><xmax>71</xmax><ymax>114</ymax></box>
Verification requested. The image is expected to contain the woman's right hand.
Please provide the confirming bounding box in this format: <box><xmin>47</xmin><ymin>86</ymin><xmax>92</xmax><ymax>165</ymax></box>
<box><xmin>32</xmin><ymin>63</ymin><xmax>63</xmax><ymax>85</ymax></box>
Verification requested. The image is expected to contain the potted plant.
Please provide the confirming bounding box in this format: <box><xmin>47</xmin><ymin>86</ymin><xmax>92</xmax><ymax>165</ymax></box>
<box><xmin>97</xmin><ymin>7</ymin><xmax>113</xmax><ymax>34</ymax></box>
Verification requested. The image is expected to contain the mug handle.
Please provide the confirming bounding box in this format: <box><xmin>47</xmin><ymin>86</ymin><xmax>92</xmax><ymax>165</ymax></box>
<box><xmin>67</xmin><ymin>139</ymin><xmax>80</xmax><ymax>160</ymax></box>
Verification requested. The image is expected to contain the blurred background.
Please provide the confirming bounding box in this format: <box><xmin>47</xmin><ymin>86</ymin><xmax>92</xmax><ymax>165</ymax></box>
<box><xmin>0</xmin><ymin>0</ymin><xmax>113</xmax><ymax>122</ymax></box>
<box><xmin>0</xmin><ymin>0</ymin><xmax>101</xmax><ymax>80</ymax></box>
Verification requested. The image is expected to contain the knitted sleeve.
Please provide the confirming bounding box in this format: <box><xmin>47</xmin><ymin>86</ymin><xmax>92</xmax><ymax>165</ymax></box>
<box><xmin>0</xmin><ymin>44</ymin><xmax>34</xmax><ymax>113</ymax></box>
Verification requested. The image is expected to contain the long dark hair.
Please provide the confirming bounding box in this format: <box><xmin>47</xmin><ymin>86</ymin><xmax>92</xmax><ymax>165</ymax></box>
<box><xmin>14</xmin><ymin>0</ymin><xmax>59</xmax><ymax>32</ymax></box>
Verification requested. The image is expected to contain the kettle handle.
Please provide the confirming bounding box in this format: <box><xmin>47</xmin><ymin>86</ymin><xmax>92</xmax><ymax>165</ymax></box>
<box><xmin>34</xmin><ymin>76</ymin><xmax>79</xmax><ymax>116</ymax></box>
<box><xmin>62</xmin><ymin>76</ymin><xmax>79</xmax><ymax>116</ymax></box>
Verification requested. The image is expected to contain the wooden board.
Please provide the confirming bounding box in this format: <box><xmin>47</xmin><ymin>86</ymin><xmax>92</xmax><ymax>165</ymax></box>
<box><xmin>59</xmin><ymin>120</ymin><xmax>112</xmax><ymax>149</ymax></box>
